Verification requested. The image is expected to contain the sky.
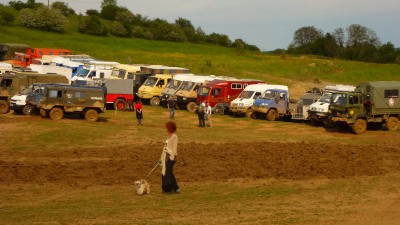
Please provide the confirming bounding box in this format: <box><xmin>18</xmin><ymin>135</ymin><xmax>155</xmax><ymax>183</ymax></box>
<box><xmin>3</xmin><ymin>0</ymin><xmax>400</xmax><ymax>51</ymax></box>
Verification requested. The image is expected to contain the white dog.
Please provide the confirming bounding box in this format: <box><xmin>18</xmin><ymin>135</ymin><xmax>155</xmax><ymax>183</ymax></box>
<box><xmin>135</xmin><ymin>179</ymin><xmax>150</xmax><ymax>195</ymax></box>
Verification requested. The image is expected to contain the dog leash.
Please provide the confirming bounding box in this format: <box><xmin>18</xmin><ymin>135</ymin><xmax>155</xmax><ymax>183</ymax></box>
<box><xmin>146</xmin><ymin>160</ymin><xmax>161</xmax><ymax>178</ymax></box>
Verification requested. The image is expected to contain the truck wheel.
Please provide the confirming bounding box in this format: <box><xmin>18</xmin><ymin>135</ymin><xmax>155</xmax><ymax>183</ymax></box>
<box><xmin>310</xmin><ymin>118</ymin><xmax>319</xmax><ymax>126</ymax></box>
<box><xmin>23</xmin><ymin>105</ymin><xmax>33</xmax><ymax>115</ymax></box>
<box><xmin>114</xmin><ymin>99</ymin><xmax>126</xmax><ymax>111</ymax></box>
<box><xmin>250</xmin><ymin>111</ymin><xmax>258</xmax><ymax>119</ymax></box>
<box><xmin>40</xmin><ymin>109</ymin><xmax>47</xmax><ymax>118</ymax></box>
<box><xmin>386</xmin><ymin>117</ymin><xmax>399</xmax><ymax>131</ymax></box>
<box><xmin>214</xmin><ymin>105</ymin><xmax>224</xmax><ymax>115</ymax></box>
<box><xmin>85</xmin><ymin>109</ymin><xmax>99</xmax><ymax>122</ymax></box>
<box><xmin>49</xmin><ymin>107</ymin><xmax>64</xmax><ymax>120</ymax></box>
<box><xmin>245</xmin><ymin>109</ymin><xmax>253</xmax><ymax>118</ymax></box>
<box><xmin>0</xmin><ymin>100</ymin><xmax>9</xmax><ymax>114</ymax></box>
<box><xmin>150</xmin><ymin>97</ymin><xmax>160</xmax><ymax>107</ymax></box>
<box><xmin>266</xmin><ymin>109</ymin><xmax>277</xmax><ymax>121</ymax></box>
<box><xmin>352</xmin><ymin>118</ymin><xmax>367</xmax><ymax>134</ymax></box>
<box><xmin>187</xmin><ymin>102</ymin><xmax>197</xmax><ymax>112</ymax></box>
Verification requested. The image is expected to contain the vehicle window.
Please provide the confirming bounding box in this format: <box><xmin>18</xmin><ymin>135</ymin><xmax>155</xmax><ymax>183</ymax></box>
<box><xmin>349</xmin><ymin>95</ymin><xmax>359</xmax><ymax>104</ymax></box>
<box><xmin>198</xmin><ymin>87</ymin><xmax>210</xmax><ymax>96</ymax></box>
<box><xmin>49</xmin><ymin>90</ymin><xmax>62</xmax><ymax>98</ymax></box>
<box><xmin>238</xmin><ymin>91</ymin><xmax>254</xmax><ymax>99</ymax></box>
<box><xmin>0</xmin><ymin>78</ymin><xmax>12</xmax><ymax>87</ymax></box>
<box><xmin>213</xmin><ymin>89</ymin><xmax>221</xmax><ymax>96</ymax></box>
<box><xmin>254</xmin><ymin>92</ymin><xmax>262</xmax><ymax>99</ymax></box>
<box><xmin>75</xmin><ymin>92</ymin><xmax>85</xmax><ymax>98</ymax></box>
<box><xmin>231</xmin><ymin>83</ymin><xmax>242</xmax><ymax>89</ymax></box>
<box><xmin>385</xmin><ymin>89</ymin><xmax>399</xmax><ymax>98</ymax></box>
<box><xmin>260</xmin><ymin>90</ymin><xmax>277</xmax><ymax>100</ymax></box>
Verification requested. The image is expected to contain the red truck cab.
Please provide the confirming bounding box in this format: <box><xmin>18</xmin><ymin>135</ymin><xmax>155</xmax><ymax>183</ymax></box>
<box><xmin>7</xmin><ymin>48</ymin><xmax>72</xmax><ymax>68</ymax></box>
<box><xmin>197</xmin><ymin>79</ymin><xmax>264</xmax><ymax>115</ymax></box>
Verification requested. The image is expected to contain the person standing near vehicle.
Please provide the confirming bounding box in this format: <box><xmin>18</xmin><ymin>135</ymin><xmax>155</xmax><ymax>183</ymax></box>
<box><xmin>160</xmin><ymin>121</ymin><xmax>180</xmax><ymax>194</ymax></box>
<box><xmin>197</xmin><ymin>102</ymin><xmax>206</xmax><ymax>127</ymax></box>
<box><xmin>205</xmin><ymin>102</ymin><xmax>212</xmax><ymax>127</ymax></box>
<box><xmin>167</xmin><ymin>95</ymin><xmax>176</xmax><ymax>119</ymax></box>
<box><xmin>135</xmin><ymin>100</ymin><xmax>143</xmax><ymax>126</ymax></box>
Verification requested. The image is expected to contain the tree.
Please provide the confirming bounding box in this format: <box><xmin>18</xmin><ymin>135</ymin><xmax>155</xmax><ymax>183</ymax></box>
<box><xmin>345</xmin><ymin>24</ymin><xmax>380</xmax><ymax>47</ymax></box>
<box><xmin>101</xmin><ymin>0</ymin><xmax>117</xmax><ymax>8</ymax></box>
<box><xmin>0</xmin><ymin>6</ymin><xmax>15</xmax><ymax>25</ymax></box>
<box><xmin>9</xmin><ymin>0</ymin><xmax>42</xmax><ymax>10</ymax></box>
<box><xmin>100</xmin><ymin>4</ymin><xmax>120</xmax><ymax>20</ymax></box>
<box><xmin>175</xmin><ymin>17</ymin><xmax>196</xmax><ymax>42</ymax></box>
<box><xmin>292</xmin><ymin>26</ymin><xmax>323</xmax><ymax>47</ymax></box>
<box><xmin>86</xmin><ymin>9</ymin><xmax>99</xmax><ymax>16</ymax></box>
<box><xmin>78</xmin><ymin>15</ymin><xmax>107</xmax><ymax>36</ymax></box>
<box><xmin>51</xmin><ymin>1</ymin><xmax>75</xmax><ymax>16</ymax></box>
<box><xmin>18</xmin><ymin>6</ymin><xmax>67</xmax><ymax>32</ymax></box>
<box><xmin>332</xmin><ymin>28</ymin><xmax>345</xmax><ymax>47</ymax></box>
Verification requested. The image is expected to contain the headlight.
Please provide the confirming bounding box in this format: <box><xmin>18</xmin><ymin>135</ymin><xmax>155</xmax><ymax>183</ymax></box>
<box><xmin>261</xmin><ymin>103</ymin><xmax>269</xmax><ymax>106</ymax></box>
<box><xmin>238</xmin><ymin>103</ymin><xmax>243</xmax><ymax>107</ymax></box>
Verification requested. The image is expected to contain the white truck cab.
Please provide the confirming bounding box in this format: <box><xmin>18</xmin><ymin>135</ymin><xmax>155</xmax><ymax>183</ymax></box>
<box><xmin>72</xmin><ymin>61</ymin><xmax>119</xmax><ymax>82</ymax></box>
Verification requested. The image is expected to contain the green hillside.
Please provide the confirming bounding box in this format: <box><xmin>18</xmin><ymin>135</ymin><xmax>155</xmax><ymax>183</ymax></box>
<box><xmin>1</xmin><ymin>22</ymin><xmax>399</xmax><ymax>87</ymax></box>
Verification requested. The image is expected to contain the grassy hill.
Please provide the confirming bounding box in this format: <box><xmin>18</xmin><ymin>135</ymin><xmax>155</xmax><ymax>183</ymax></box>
<box><xmin>1</xmin><ymin>21</ymin><xmax>400</xmax><ymax>90</ymax></box>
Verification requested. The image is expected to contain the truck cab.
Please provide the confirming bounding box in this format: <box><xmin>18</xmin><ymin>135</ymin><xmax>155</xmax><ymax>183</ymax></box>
<box><xmin>72</xmin><ymin>61</ymin><xmax>119</xmax><ymax>82</ymax></box>
<box><xmin>137</xmin><ymin>74</ymin><xmax>173</xmax><ymax>106</ymax></box>
<box><xmin>251</xmin><ymin>88</ymin><xmax>291</xmax><ymax>121</ymax></box>
<box><xmin>160</xmin><ymin>73</ymin><xmax>194</xmax><ymax>107</ymax></box>
<box><xmin>291</xmin><ymin>92</ymin><xmax>321</xmax><ymax>121</ymax></box>
<box><xmin>6</xmin><ymin>48</ymin><xmax>72</xmax><ymax>68</ymax></box>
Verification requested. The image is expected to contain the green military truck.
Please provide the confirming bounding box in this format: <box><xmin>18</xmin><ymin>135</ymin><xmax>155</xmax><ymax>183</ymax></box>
<box><xmin>38</xmin><ymin>85</ymin><xmax>106</xmax><ymax>122</ymax></box>
<box><xmin>329</xmin><ymin>81</ymin><xmax>400</xmax><ymax>134</ymax></box>
<box><xmin>0</xmin><ymin>72</ymin><xmax>68</xmax><ymax>114</ymax></box>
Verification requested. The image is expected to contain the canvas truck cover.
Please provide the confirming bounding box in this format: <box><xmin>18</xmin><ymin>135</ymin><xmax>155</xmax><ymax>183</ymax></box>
<box><xmin>105</xmin><ymin>79</ymin><xmax>134</xmax><ymax>94</ymax></box>
<box><xmin>356</xmin><ymin>81</ymin><xmax>400</xmax><ymax>112</ymax></box>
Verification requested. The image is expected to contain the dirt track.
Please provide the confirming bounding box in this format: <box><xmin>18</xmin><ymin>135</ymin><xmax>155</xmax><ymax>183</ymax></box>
<box><xmin>1</xmin><ymin>141</ymin><xmax>399</xmax><ymax>187</ymax></box>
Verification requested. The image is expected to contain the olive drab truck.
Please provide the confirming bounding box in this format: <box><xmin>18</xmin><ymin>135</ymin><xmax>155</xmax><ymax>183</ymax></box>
<box><xmin>38</xmin><ymin>85</ymin><xmax>106</xmax><ymax>122</ymax></box>
<box><xmin>308</xmin><ymin>85</ymin><xmax>355</xmax><ymax>126</ymax></box>
<box><xmin>137</xmin><ymin>65</ymin><xmax>189</xmax><ymax>106</ymax></box>
<box><xmin>196</xmin><ymin>78</ymin><xmax>264</xmax><ymax>115</ymax></box>
<box><xmin>1</xmin><ymin>72</ymin><xmax>69</xmax><ymax>114</ymax></box>
<box><xmin>175</xmin><ymin>75</ymin><xmax>217</xmax><ymax>112</ymax></box>
<box><xmin>0</xmin><ymin>43</ymin><xmax>30</xmax><ymax>61</ymax></box>
<box><xmin>329</xmin><ymin>81</ymin><xmax>400</xmax><ymax>134</ymax></box>
<box><xmin>229</xmin><ymin>84</ymin><xmax>288</xmax><ymax>117</ymax></box>
<box><xmin>250</xmin><ymin>86</ymin><xmax>291</xmax><ymax>121</ymax></box>
<box><xmin>160</xmin><ymin>73</ymin><xmax>194</xmax><ymax>107</ymax></box>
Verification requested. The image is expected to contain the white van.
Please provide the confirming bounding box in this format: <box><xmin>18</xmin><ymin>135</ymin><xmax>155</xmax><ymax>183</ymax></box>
<box><xmin>230</xmin><ymin>83</ymin><xmax>289</xmax><ymax>117</ymax></box>
<box><xmin>72</xmin><ymin>61</ymin><xmax>119</xmax><ymax>82</ymax></box>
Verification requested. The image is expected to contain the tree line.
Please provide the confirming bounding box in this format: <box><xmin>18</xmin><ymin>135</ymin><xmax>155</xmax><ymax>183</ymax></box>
<box><xmin>1</xmin><ymin>0</ymin><xmax>399</xmax><ymax>64</ymax></box>
<box><xmin>1</xmin><ymin>0</ymin><xmax>259</xmax><ymax>52</ymax></box>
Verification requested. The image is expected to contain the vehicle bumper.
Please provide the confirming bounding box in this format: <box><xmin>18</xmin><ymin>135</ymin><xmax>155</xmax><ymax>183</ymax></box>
<box><xmin>251</xmin><ymin>105</ymin><xmax>269</xmax><ymax>114</ymax></box>
<box><xmin>229</xmin><ymin>106</ymin><xmax>248</xmax><ymax>114</ymax></box>
<box><xmin>9</xmin><ymin>103</ymin><xmax>24</xmax><ymax>111</ymax></box>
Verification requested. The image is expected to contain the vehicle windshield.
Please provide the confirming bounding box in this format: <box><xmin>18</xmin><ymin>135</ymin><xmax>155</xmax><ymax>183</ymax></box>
<box><xmin>298</xmin><ymin>98</ymin><xmax>315</xmax><ymax>105</ymax></box>
<box><xmin>20</xmin><ymin>85</ymin><xmax>33</xmax><ymax>95</ymax></box>
<box><xmin>260</xmin><ymin>90</ymin><xmax>277</xmax><ymax>100</ymax></box>
<box><xmin>166</xmin><ymin>79</ymin><xmax>182</xmax><ymax>90</ymax></box>
<box><xmin>111</xmin><ymin>69</ymin><xmax>125</xmax><ymax>79</ymax></box>
<box><xmin>143</xmin><ymin>77</ymin><xmax>158</xmax><ymax>87</ymax></box>
<box><xmin>76</xmin><ymin>68</ymin><xmax>89</xmax><ymax>77</ymax></box>
<box><xmin>182</xmin><ymin>81</ymin><xmax>195</xmax><ymax>91</ymax></box>
<box><xmin>238</xmin><ymin>91</ymin><xmax>254</xmax><ymax>99</ymax></box>
<box><xmin>198</xmin><ymin>86</ymin><xmax>210</xmax><ymax>97</ymax></box>
<box><xmin>331</xmin><ymin>93</ymin><xmax>348</xmax><ymax>107</ymax></box>
<box><xmin>319</xmin><ymin>93</ymin><xmax>332</xmax><ymax>103</ymax></box>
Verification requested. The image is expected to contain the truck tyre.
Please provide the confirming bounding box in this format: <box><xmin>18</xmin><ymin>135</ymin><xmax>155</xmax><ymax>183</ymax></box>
<box><xmin>310</xmin><ymin>117</ymin><xmax>319</xmax><ymax>126</ymax></box>
<box><xmin>214</xmin><ymin>105</ymin><xmax>224</xmax><ymax>115</ymax></box>
<box><xmin>85</xmin><ymin>109</ymin><xmax>99</xmax><ymax>122</ymax></box>
<box><xmin>23</xmin><ymin>105</ymin><xmax>33</xmax><ymax>115</ymax></box>
<box><xmin>0</xmin><ymin>100</ymin><xmax>8</xmax><ymax>114</ymax></box>
<box><xmin>40</xmin><ymin>109</ymin><xmax>47</xmax><ymax>118</ymax></box>
<box><xmin>245</xmin><ymin>109</ymin><xmax>253</xmax><ymax>118</ymax></box>
<box><xmin>49</xmin><ymin>107</ymin><xmax>64</xmax><ymax>120</ymax></box>
<box><xmin>187</xmin><ymin>102</ymin><xmax>197</xmax><ymax>112</ymax></box>
<box><xmin>266</xmin><ymin>109</ymin><xmax>277</xmax><ymax>121</ymax></box>
<box><xmin>150</xmin><ymin>97</ymin><xmax>160</xmax><ymax>107</ymax></box>
<box><xmin>352</xmin><ymin>118</ymin><xmax>367</xmax><ymax>134</ymax></box>
<box><xmin>250</xmin><ymin>111</ymin><xmax>258</xmax><ymax>119</ymax></box>
<box><xmin>386</xmin><ymin>117</ymin><xmax>399</xmax><ymax>131</ymax></box>
<box><xmin>114</xmin><ymin>99</ymin><xmax>126</xmax><ymax>111</ymax></box>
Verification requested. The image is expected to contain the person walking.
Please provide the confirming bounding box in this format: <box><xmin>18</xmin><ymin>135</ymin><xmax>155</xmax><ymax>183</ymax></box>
<box><xmin>205</xmin><ymin>102</ymin><xmax>212</xmax><ymax>127</ymax></box>
<box><xmin>167</xmin><ymin>95</ymin><xmax>176</xmax><ymax>119</ymax></box>
<box><xmin>197</xmin><ymin>102</ymin><xmax>206</xmax><ymax>127</ymax></box>
<box><xmin>135</xmin><ymin>100</ymin><xmax>143</xmax><ymax>126</ymax></box>
<box><xmin>160</xmin><ymin>121</ymin><xmax>180</xmax><ymax>194</ymax></box>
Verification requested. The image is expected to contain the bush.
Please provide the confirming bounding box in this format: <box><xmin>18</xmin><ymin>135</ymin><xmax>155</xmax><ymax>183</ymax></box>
<box><xmin>110</xmin><ymin>21</ymin><xmax>128</xmax><ymax>37</ymax></box>
<box><xmin>18</xmin><ymin>6</ymin><xmax>67</xmax><ymax>32</ymax></box>
<box><xmin>78</xmin><ymin>15</ymin><xmax>107</xmax><ymax>36</ymax></box>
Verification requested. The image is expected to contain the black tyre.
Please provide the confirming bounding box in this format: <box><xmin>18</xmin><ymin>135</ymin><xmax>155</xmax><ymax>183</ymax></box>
<box><xmin>245</xmin><ymin>109</ymin><xmax>254</xmax><ymax>118</ymax></box>
<box><xmin>49</xmin><ymin>107</ymin><xmax>64</xmax><ymax>120</ymax></box>
<box><xmin>40</xmin><ymin>109</ymin><xmax>47</xmax><ymax>118</ymax></box>
<box><xmin>214</xmin><ymin>105</ymin><xmax>224</xmax><ymax>115</ymax></box>
<box><xmin>0</xmin><ymin>100</ymin><xmax>8</xmax><ymax>114</ymax></box>
<box><xmin>114</xmin><ymin>99</ymin><xmax>126</xmax><ymax>111</ymax></box>
<box><xmin>352</xmin><ymin>118</ymin><xmax>367</xmax><ymax>134</ymax></box>
<box><xmin>23</xmin><ymin>105</ymin><xmax>33</xmax><ymax>115</ymax></box>
<box><xmin>150</xmin><ymin>97</ymin><xmax>160</xmax><ymax>107</ymax></box>
<box><xmin>187</xmin><ymin>102</ymin><xmax>197</xmax><ymax>113</ymax></box>
<box><xmin>84</xmin><ymin>109</ymin><xmax>99</xmax><ymax>122</ymax></box>
<box><xmin>386</xmin><ymin>117</ymin><xmax>399</xmax><ymax>131</ymax></box>
<box><xmin>266</xmin><ymin>109</ymin><xmax>277</xmax><ymax>121</ymax></box>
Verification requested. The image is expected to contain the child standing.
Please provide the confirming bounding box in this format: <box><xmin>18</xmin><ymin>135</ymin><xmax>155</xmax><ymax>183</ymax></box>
<box><xmin>135</xmin><ymin>100</ymin><xmax>143</xmax><ymax>126</ymax></box>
